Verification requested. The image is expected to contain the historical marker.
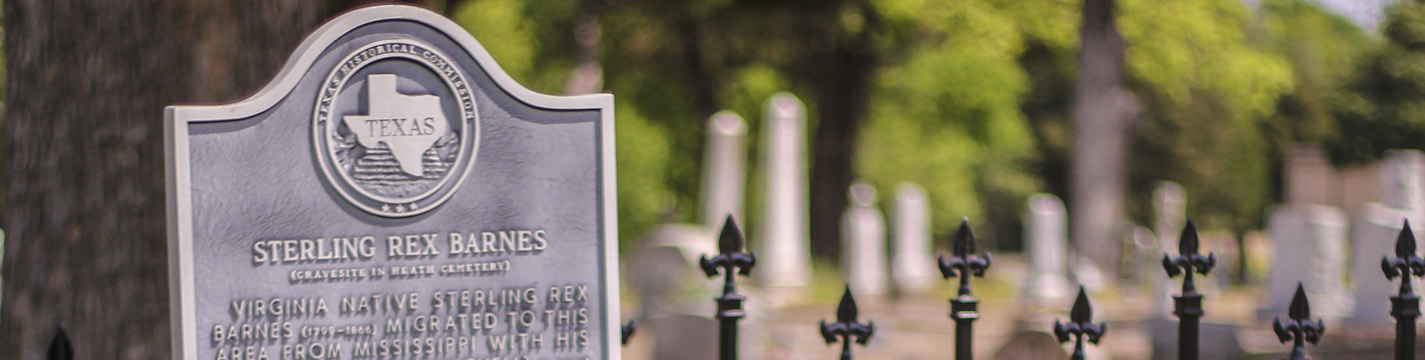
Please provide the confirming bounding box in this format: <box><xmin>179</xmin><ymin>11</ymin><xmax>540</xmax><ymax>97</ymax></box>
<box><xmin>165</xmin><ymin>5</ymin><xmax>618</xmax><ymax>360</ymax></box>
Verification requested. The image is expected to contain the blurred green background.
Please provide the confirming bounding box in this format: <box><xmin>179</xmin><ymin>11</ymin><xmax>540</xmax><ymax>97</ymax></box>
<box><xmin>435</xmin><ymin>0</ymin><xmax>1418</xmax><ymax>251</ymax></box>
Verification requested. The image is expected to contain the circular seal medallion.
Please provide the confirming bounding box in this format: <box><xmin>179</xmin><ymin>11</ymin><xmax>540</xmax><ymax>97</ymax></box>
<box><xmin>313</xmin><ymin>38</ymin><xmax>478</xmax><ymax>217</ymax></box>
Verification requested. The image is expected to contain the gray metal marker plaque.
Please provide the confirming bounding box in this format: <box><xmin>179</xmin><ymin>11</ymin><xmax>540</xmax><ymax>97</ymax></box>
<box><xmin>164</xmin><ymin>5</ymin><xmax>619</xmax><ymax>360</ymax></box>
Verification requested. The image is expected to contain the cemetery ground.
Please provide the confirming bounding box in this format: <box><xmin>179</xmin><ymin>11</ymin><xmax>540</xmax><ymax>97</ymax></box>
<box><xmin>619</xmin><ymin>253</ymin><xmax>1410</xmax><ymax>359</ymax></box>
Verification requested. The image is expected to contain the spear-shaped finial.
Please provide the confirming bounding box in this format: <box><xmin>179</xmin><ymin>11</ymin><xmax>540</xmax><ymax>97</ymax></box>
<box><xmin>939</xmin><ymin>218</ymin><xmax>992</xmax><ymax>296</ymax></box>
<box><xmin>821</xmin><ymin>285</ymin><xmax>875</xmax><ymax>360</ymax></box>
<box><xmin>1273</xmin><ymin>283</ymin><xmax>1325</xmax><ymax>360</ymax></box>
<box><xmin>1054</xmin><ymin>287</ymin><xmax>1106</xmax><ymax>360</ymax></box>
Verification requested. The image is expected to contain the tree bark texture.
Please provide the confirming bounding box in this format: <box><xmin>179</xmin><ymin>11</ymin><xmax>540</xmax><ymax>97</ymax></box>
<box><xmin>808</xmin><ymin>31</ymin><xmax>876</xmax><ymax>262</ymax></box>
<box><xmin>1069</xmin><ymin>0</ymin><xmax>1137</xmax><ymax>274</ymax></box>
<box><xmin>1</xmin><ymin>1</ymin><xmax>320</xmax><ymax>358</ymax></box>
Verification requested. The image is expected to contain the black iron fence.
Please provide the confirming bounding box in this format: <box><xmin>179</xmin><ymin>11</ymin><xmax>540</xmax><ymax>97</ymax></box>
<box><xmin>38</xmin><ymin>217</ymin><xmax>1425</xmax><ymax>359</ymax></box>
<box><xmin>673</xmin><ymin>216</ymin><xmax>1419</xmax><ymax>360</ymax></box>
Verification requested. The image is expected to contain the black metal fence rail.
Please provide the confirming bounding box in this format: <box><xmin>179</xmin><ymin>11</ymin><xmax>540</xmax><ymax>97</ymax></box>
<box><xmin>46</xmin><ymin>215</ymin><xmax>1425</xmax><ymax>359</ymax></box>
<box><xmin>695</xmin><ymin>214</ymin><xmax>1418</xmax><ymax>359</ymax></box>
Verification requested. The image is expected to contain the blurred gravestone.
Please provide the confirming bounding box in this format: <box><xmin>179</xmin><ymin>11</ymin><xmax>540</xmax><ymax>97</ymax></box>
<box><xmin>1126</xmin><ymin>225</ymin><xmax>1159</xmax><ymax>287</ymax></box>
<box><xmin>756</xmin><ymin>93</ymin><xmax>812</xmax><ymax>302</ymax></box>
<box><xmin>1381</xmin><ymin>150</ymin><xmax>1425</xmax><ymax>223</ymax></box>
<box><xmin>632</xmin><ymin>226</ymin><xmax>719</xmax><ymax>360</ymax></box>
<box><xmin>1349</xmin><ymin>151</ymin><xmax>1425</xmax><ymax>322</ymax></box>
<box><xmin>1200</xmin><ymin>230</ymin><xmax>1240</xmax><ymax>286</ymax></box>
<box><xmin>1350</xmin><ymin>203</ymin><xmax>1410</xmax><ymax>321</ymax></box>
<box><xmin>1150</xmin><ymin>182</ymin><xmax>1186</xmax><ymax>315</ymax></box>
<box><xmin>890</xmin><ymin>182</ymin><xmax>936</xmax><ymax>294</ymax></box>
<box><xmin>700</xmin><ymin>111</ymin><xmax>747</xmax><ymax>231</ymax></box>
<box><xmin>843</xmin><ymin>182</ymin><xmax>889</xmax><ymax>297</ymax></box>
<box><xmin>1263</xmin><ymin>204</ymin><xmax>1353</xmax><ymax>318</ymax></box>
<box><xmin>646</xmin><ymin>314</ymin><xmax>718</xmax><ymax>360</ymax></box>
<box><xmin>633</xmin><ymin>228</ymin><xmax>716</xmax><ymax>319</ymax></box>
<box><xmin>1023</xmin><ymin>194</ymin><xmax>1072</xmax><ymax>307</ymax></box>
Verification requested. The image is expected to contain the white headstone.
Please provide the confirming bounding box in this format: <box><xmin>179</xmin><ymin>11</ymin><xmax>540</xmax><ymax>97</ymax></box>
<box><xmin>632</xmin><ymin>225</ymin><xmax>718</xmax><ymax>318</ymax></box>
<box><xmin>1264</xmin><ymin>204</ymin><xmax>1353</xmax><ymax>318</ymax></box>
<box><xmin>843</xmin><ymin>182</ymin><xmax>889</xmax><ymax>297</ymax></box>
<box><xmin>756</xmin><ymin>93</ymin><xmax>812</xmax><ymax>291</ymax></box>
<box><xmin>699</xmin><ymin>111</ymin><xmax>748</xmax><ymax>229</ymax></box>
<box><xmin>1023</xmin><ymin>194</ymin><xmax>1072</xmax><ymax>303</ymax></box>
<box><xmin>1127</xmin><ymin>225</ymin><xmax>1159</xmax><ymax>287</ymax></box>
<box><xmin>1350</xmin><ymin>203</ymin><xmax>1412</xmax><ymax>321</ymax></box>
<box><xmin>1154</xmin><ymin>182</ymin><xmax>1187</xmax><ymax>257</ymax></box>
<box><xmin>1151</xmin><ymin>182</ymin><xmax>1187</xmax><ymax>315</ymax></box>
<box><xmin>1347</xmin><ymin>150</ymin><xmax>1424</xmax><ymax>320</ymax></box>
<box><xmin>1381</xmin><ymin>150</ymin><xmax>1425</xmax><ymax>221</ymax></box>
<box><xmin>891</xmin><ymin>182</ymin><xmax>936</xmax><ymax>294</ymax></box>
<box><xmin>632</xmin><ymin>226</ymin><xmax>720</xmax><ymax>359</ymax></box>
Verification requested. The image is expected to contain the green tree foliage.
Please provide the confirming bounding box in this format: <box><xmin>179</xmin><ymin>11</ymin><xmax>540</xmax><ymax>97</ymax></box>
<box><xmin>1255</xmin><ymin>0</ymin><xmax>1371</xmax><ymax>219</ymax></box>
<box><xmin>447</xmin><ymin>0</ymin><xmax>1357</xmax><ymax>250</ymax></box>
<box><xmin>1327</xmin><ymin>1</ymin><xmax>1425</xmax><ymax>165</ymax></box>
<box><xmin>1119</xmin><ymin>0</ymin><xmax>1294</xmax><ymax>230</ymax></box>
<box><xmin>1260</xmin><ymin>0</ymin><xmax>1372</xmax><ymax>149</ymax></box>
<box><xmin>1017</xmin><ymin>0</ymin><xmax>1298</xmax><ymax>231</ymax></box>
<box><xmin>453</xmin><ymin>0</ymin><xmax>905</xmax><ymax>252</ymax></box>
<box><xmin>451</xmin><ymin>0</ymin><xmax>679</xmax><ymax>249</ymax></box>
<box><xmin>858</xmin><ymin>0</ymin><xmax>1048</xmax><ymax>247</ymax></box>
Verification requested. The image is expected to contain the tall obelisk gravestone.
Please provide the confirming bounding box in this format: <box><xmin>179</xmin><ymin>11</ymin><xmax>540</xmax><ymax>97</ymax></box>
<box><xmin>700</xmin><ymin>111</ymin><xmax>747</xmax><ymax>230</ymax></box>
<box><xmin>757</xmin><ymin>93</ymin><xmax>812</xmax><ymax>299</ymax></box>
<box><xmin>165</xmin><ymin>6</ymin><xmax>620</xmax><ymax>359</ymax></box>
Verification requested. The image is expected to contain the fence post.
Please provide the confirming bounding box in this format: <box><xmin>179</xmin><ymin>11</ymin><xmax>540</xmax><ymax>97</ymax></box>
<box><xmin>48</xmin><ymin>324</ymin><xmax>72</xmax><ymax>360</ymax></box>
<box><xmin>820</xmin><ymin>285</ymin><xmax>874</xmax><ymax>360</ymax></box>
<box><xmin>1382</xmin><ymin>220</ymin><xmax>1422</xmax><ymax>360</ymax></box>
<box><xmin>1053</xmin><ymin>287</ymin><xmax>1105</xmax><ymax>360</ymax></box>
<box><xmin>1273</xmin><ymin>283</ymin><xmax>1325</xmax><ymax>360</ymax></box>
<box><xmin>700</xmin><ymin>215</ymin><xmax>756</xmax><ymax>360</ymax></box>
<box><xmin>938</xmin><ymin>218</ymin><xmax>990</xmax><ymax>360</ymax></box>
<box><xmin>1163</xmin><ymin>220</ymin><xmax>1215</xmax><ymax>360</ymax></box>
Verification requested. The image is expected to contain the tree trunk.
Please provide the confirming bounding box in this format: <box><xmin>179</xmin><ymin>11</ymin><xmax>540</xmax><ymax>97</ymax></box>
<box><xmin>809</xmin><ymin>30</ymin><xmax>876</xmax><ymax>263</ymax></box>
<box><xmin>1070</xmin><ymin>0</ymin><xmax>1137</xmax><ymax>274</ymax></box>
<box><xmin>1</xmin><ymin>1</ymin><xmax>319</xmax><ymax>358</ymax></box>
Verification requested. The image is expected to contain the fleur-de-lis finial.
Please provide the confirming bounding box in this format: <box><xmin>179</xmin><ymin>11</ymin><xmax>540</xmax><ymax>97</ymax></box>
<box><xmin>700</xmin><ymin>215</ymin><xmax>756</xmax><ymax>360</ymax></box>
<box><xmin>939</xmin><ymin>218</ymin><xmax>992</xmax><ymax>296</ymax></box>
<box><xmin>1382</xmin><ymin>220</ymin><xmax>1425</xmax><ymax>296</ymax></box>
<box><xmin>1054</xmin><ymin>287</ymin><xmax>1106</xmax><ymax>360</ymax></box>
<box><xmin>1273</xmin><ymin>283</ymin><xmax>1324</xmax><ymax>360</ymax></box>
<box><xmin>1163</xmin><ymin>219</ymin><xmax>1215</xmax><ymax>294</ymax></box>
<box><xmin>1382</xmin><ymin>219</ymin><xmax>1424</xmax><ymax>360</ymax></box>
<box><xmin>821</xmin><ymin>285</ymin><xmax>874</xmax><ymax>360</ymax></box>
<box><xmin>700</xmin><ymin>215</ymin><xmax>757</xmax><ymax>290</ymax></box>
